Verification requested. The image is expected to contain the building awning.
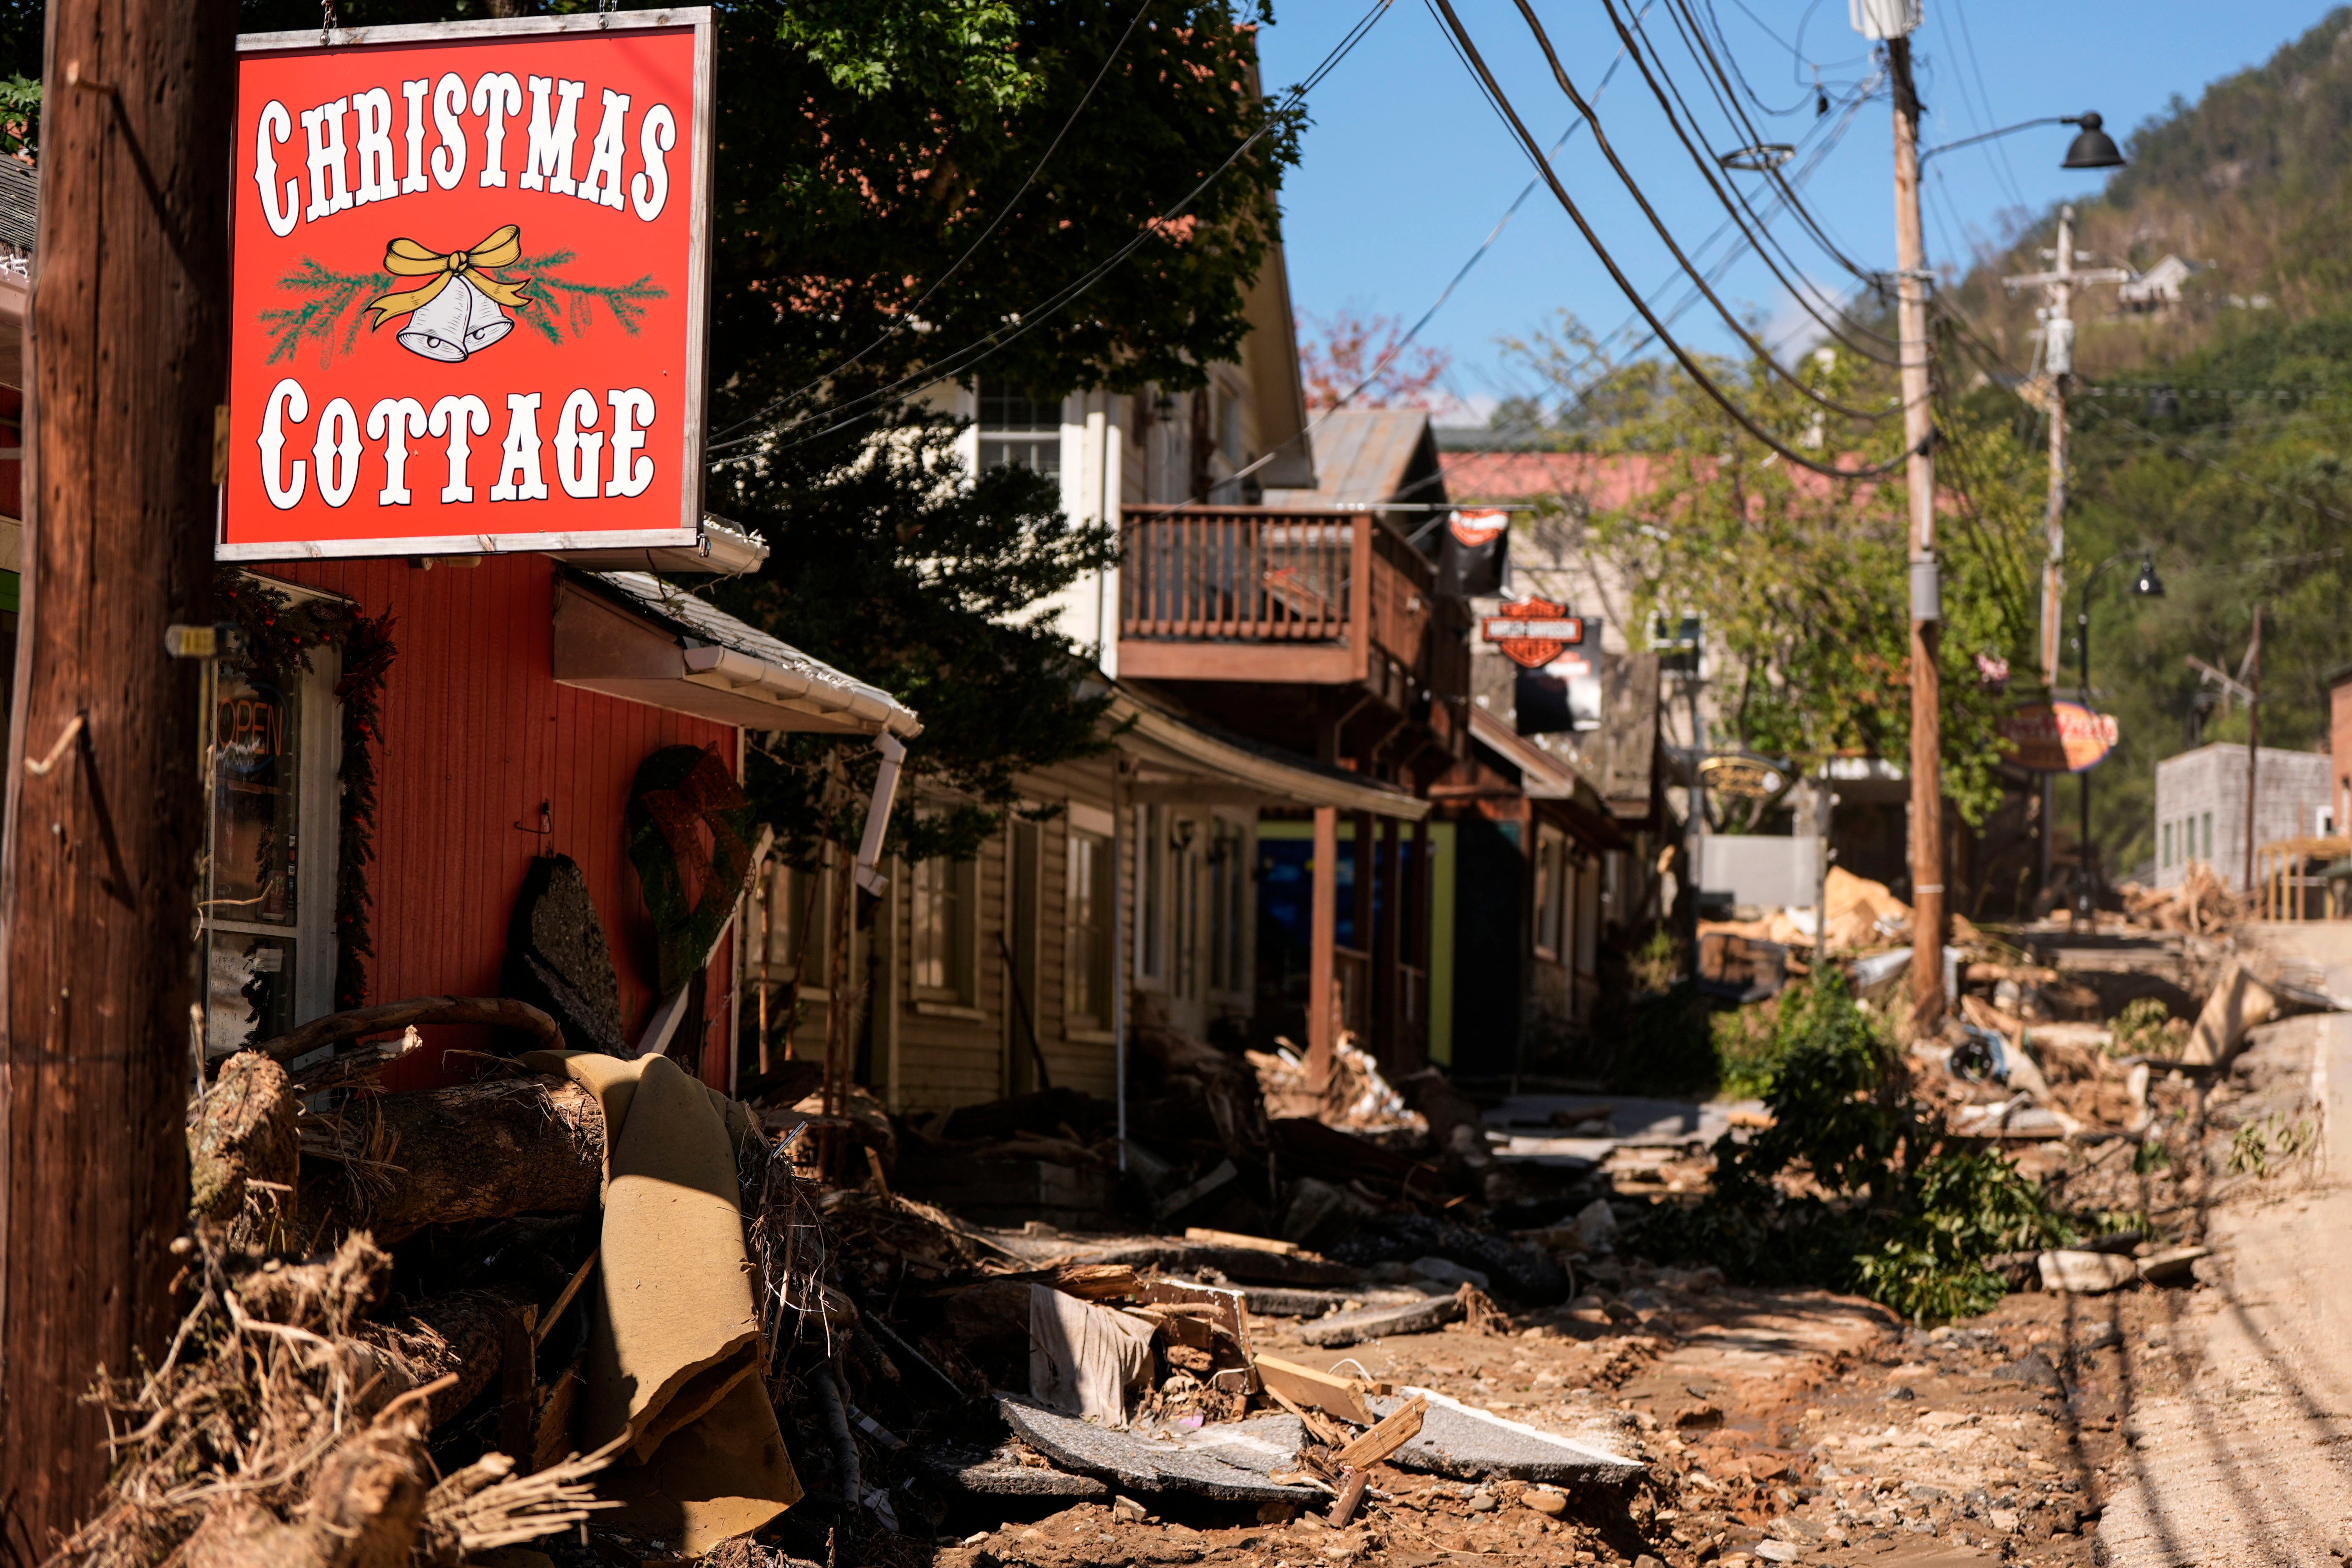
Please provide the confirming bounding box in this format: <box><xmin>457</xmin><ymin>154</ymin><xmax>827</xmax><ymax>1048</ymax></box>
<box><xmin>550</xmin><ymin>513</ymin><xmax>770</xmax><ymax>577</ymax></box>
<box><xmin>554</xmin><ymin>569</ymin><xmax>920</xmax><ymax>739</ymax></box>
<box><xmin>1114</xmin><ymin>686</ymin><xmax>1429</xmax><ymax>821</ymax></box>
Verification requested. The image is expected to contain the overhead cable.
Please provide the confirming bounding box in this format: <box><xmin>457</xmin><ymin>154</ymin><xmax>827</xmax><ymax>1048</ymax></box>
<box><xmin>1559</xmin><ymin>0</ymin><xmax>1902</xmax><ymax>363</ymax></box>
<box><xmin>708</xmin><ymin>0</ymin><xmax>1160</xmax><ymax>443</ymax></box>
<box><xmin>1646</xmin><ymin>0</ymin><xmax>1884</xmax><ymax>286</ymax></box>
<box><xmin>1424</xmin><ymin>0</ymin><xmax>1907</xmax><ymax>479</ymax></box>
<box><xmin>708</xmin><ymin>0</ymin><xmax>1394</xmax><ymax>460</ymax></box>
<box><xmin>1162</xmin><ymin>3</ymin><xmax>1663</xmax><ymax>508</ymax></box>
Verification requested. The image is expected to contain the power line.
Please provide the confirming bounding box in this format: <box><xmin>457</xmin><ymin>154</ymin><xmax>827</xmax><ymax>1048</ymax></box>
<box><xmin>708</xmin><ymin>0</ymin><xmax>1160</xmax><ymax>443</ymax></box>
<box><xmin>1938</xmin><ymin>0</ymin><xmax>2027</xmax><ymax>215</ymax></box>
<box><xmin>1510</xmin><ymin>0</ymin><xmax>1902</xmax><ymax>404</ymax></box>
<box><xmin>1170</xmin><ymin>3</ymin><xmax>1666</xmax><ymax>505</ymax></box>
<box><xmin>1495</xmin><ymin>81</ymin><xmax>1879</xmax><ymax>447</ymax></box>
<box><xmin>707</xmin><ymin>0</ymin><xmax>1394</xmax><ymax>460</ymax></box>
<box><xmin>1571</xmin><ymin>0</ymin><xmax>1903</xmax><ymax>362</ymax></box>
<box><xmin>1424</xmin><ymin>0</ymin><xmax>1907</xmax><ymax>480</ymax></box>
<box><xmin>1644</xmin><ymin>0</ymin><xmax>1883</xmax><ymax>286</ymax></box>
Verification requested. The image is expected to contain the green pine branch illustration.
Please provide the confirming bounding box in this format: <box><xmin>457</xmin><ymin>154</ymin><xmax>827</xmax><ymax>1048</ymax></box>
<box><xmin>514</xmin><ymin>249</ymin><xmax>666</xmax><ymax>346</ymax></box>
<box><xmin>260</xmin><ymin>248</ymin><xmax>668</xmax><ymax>366</ymax></box>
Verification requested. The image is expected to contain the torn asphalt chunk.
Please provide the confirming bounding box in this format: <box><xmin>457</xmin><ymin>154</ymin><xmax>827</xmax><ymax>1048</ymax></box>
<box><xmin>1367</xmin><ymin>1388</ymin><xmax>1644</xmax><ymax>1486</ymax></box>
<box><xmin>995</xmin><ymin>1396</ymin><xmax>1325</xmax><ymax>1502</ymax></box>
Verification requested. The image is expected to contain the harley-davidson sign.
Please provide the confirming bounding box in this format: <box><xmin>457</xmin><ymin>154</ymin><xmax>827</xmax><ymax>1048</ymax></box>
<box><xmin>1482</xmin><ymin>599</ymin><xmax>1587</xmax><ymax>669</ymax></box>
<box><xmin>221</xmin><ymin>12</ymin><xmax>712</xmax><ymax>561</ymax></box>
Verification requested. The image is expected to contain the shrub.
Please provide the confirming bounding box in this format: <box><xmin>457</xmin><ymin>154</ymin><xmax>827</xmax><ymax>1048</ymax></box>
<box><xmin>1629</xmin><ymin>967</ymin><xmax>2078</xmax><ymax>1322</ymax></box>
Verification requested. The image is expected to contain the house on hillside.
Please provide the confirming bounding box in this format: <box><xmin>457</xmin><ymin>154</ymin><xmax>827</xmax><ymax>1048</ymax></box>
<box><xmin>2116</xmin><ymin>254</ymin><xmax>2204</xmax><ymax>313</ymax></box>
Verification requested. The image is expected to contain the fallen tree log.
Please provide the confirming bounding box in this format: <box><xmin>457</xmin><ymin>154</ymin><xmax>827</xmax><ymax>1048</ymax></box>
<box><xmin>188</xmin><ymin>1051</ymin><xmax>301</xmax><ymax>1223</ymax></box>
<box><xmin>256</xmin><ymin>996</ymin><xmax>564</xmax><ymax>1064</ymax></box>
<box><xmin>301</xmin><ymin>1075</ymin><xmax>604</xmax><ymax>1241</ymax></box>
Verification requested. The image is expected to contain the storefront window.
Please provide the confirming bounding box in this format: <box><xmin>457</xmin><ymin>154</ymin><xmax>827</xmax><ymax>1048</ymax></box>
<box><xmin>203</xmin><ymin>666</ymin><xmax>303</xmax><ymax>1053</ymax></box>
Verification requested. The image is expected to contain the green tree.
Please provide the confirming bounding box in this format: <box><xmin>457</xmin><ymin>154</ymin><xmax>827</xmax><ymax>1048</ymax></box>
<box><xmin>1503</xmin><ymin>313</ymin><xmax>2035</xmax><ymax>829</ymax></box>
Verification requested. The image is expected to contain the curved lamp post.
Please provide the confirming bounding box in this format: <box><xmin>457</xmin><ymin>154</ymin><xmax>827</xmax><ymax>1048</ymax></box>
<box><xmin>2072</xmin><ymin>554</ymin><xmax>2166</xmax><ymax>915</ymax></box>
<box><xmin>1921</xmin><ymin>112</ymin><xmax>2128</xmax><ymax>169</ymax></box>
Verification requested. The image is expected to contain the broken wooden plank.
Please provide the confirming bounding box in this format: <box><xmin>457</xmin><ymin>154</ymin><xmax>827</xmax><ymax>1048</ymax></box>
<box><xmin>1184</xmin><ymin>1227</ymin><xmax>1298</xmax><ymax>1255</ymax></box>
<box><xmin>1261</xmin><ymin>1384</ymin><xmax>1349</xmax><ymax>1447</ymax></box>
<box><xmin>1254</xmin><ymin>1353</ymin><xmax>1377</xmax><ymax>1426</ymax></box>
<box><xmin>1334</xmin><ymin>1396</ymin><xmax>1426</xmax><ymax>1470</ymax></box>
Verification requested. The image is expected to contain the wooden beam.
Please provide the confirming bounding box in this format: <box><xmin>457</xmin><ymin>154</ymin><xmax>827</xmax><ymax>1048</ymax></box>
<box><xmin>1350</xmin><ymin>811</ymin><xmax>1374</xmax><ymax>1044</ymax></box>
<box><xmin>0</xmin><ymin>0</ymin><xmax>239</xmax><ymax>1543</ymax></box>
<box><xmin>1377</xmin><ymin>817</ymin><xmax>1402</xmax><ymax>1071</ymax></box>
<box><xmin>1115</xmin><ymin>640</ymin><xmax>1357</xmax><ymax>685</ymax></box>
<box><xmin>1308</xmin><ymin>806</ymin><xmax>1337</xmax><ymax>1091</ymax></box>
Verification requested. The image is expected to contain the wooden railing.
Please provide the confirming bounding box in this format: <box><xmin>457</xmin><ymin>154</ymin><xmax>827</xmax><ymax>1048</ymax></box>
<box><xmin>1121</xmin><ymin>506</ymin><xmax>1461</xmax><ymax>667</ymax></box>
<box><xmin>1122</xmin><ymin>508</ymin><xmax>1359</xmax><ymax>641</ymax></box>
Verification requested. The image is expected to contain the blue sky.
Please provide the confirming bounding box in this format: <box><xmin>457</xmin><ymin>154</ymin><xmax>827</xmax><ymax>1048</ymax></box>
<box><xmin>1256</xmin><ymin>0</ymin><xmax>2342</xmax><ymax>422</ymax></box>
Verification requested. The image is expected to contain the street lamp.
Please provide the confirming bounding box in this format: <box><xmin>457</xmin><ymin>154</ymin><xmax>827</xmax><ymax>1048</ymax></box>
<box><xmin>2070</xmin><ymin>555</ymin><xmax>2165</xmax><ymax>918</ymax></box>
<box><xmin>1920</xmin><ymin>113</ymin><xmax>2128</xmax><ymax>169</ymax></box>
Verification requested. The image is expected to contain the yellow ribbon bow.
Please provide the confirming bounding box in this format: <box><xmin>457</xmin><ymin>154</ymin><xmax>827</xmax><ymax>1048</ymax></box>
<box><xmin>364</xmin><ymin>224</ymin><xmax>534</xmax><ymax>328</ymax></box>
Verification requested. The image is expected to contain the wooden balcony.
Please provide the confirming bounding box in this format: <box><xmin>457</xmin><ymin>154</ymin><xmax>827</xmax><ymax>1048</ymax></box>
<box><xmin>1118</xmin><ymin>506</ymin><xmax>1469</xmax><ymax>732</ymax></box>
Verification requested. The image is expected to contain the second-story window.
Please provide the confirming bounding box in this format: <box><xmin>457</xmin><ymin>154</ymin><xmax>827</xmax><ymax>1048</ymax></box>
<box><xmin>977</xmin><ymin>385</ymin><xmax>1063</xmax><ymax>475</ymax></box>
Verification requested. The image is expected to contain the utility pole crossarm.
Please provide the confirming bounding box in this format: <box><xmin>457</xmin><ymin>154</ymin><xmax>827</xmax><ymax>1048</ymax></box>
<box><xmin>2185</xmin><ymin>654</ymin><xmax>2256</xmax><ymax>707</ymax></box>
<box><xmin>2003</xmin><ymin>268</ymin><xmax>2131</xmax><ymax>290</ymax></box>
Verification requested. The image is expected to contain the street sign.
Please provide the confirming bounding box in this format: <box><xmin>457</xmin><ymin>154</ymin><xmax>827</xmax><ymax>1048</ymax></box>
<box><xmin>1482</xmin><ymin>598</ymin><xmax>1586</xmax><ymax>669</ymax></box>
<box><xmin>2001</xmin><ymin>701</ymin><xmax>2119</xmax><ymax>773</ymax></box>
<box><xmin>1439</xmin><ymin>508</ymin><xmax>1509</xmax><ymax>597</ymax></box>
<box><xmin>221</xmin><ymin>13</ymin><xmax>713</xmax><ymax>562</ymax></box>
<box><xmin>1697</xmin><ymin>753</ymin><xmax>1788</xmax><ymax>799</ymax></box>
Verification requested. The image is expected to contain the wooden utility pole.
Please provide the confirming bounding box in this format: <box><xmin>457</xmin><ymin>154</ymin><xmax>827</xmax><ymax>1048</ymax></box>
<box><xmin>1307</xmin><ymin>805</ymin><xmax>1337</xmax><ymax>1090</ymax></box>
<box><xmin>2243</xmin><ymin>605</ymin><xmax>2263</xmax><ymax>895</ymax></box>
<box><xmin>0</xmin><ymin>0</ymin><xmax>238</xmax><ymax>1553</ymax></box>
<box><xmin>2004</xmin><ymin>208</ymin><xmax>2127</xmax><ymax>900</ymax></box>
<box><xmin>1888</xmin><ymin>36</ymin><xmax>1945</xmax><ymax>1034</ymax></box>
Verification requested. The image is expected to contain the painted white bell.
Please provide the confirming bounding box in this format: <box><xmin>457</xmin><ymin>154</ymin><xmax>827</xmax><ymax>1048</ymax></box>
<box><xmin>463</xmin><ymin>274</ymin><xmax>515</xmax><ymax>353</ymax></box>
<box><xmin>395</xmin><ymin>273</ymin><xmax>476</xmax><ymax>362</ymax></box>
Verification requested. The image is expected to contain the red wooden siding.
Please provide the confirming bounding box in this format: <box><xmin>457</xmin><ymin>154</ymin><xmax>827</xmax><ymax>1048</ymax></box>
<box><xmin>257</xmin><ymin>554</ymin><xmax>738</xmax><ymax>1090</ymax></box>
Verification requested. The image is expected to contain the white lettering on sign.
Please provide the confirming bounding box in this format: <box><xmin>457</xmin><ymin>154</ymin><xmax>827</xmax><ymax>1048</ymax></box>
<box><xmin>632</xmin><ymin>103</ymin><xmax>674</xmax><ymax>221</ymax></box>
<box><xmin>260</xmin><ymin>378</ymin><xmax>308</xmax><ymax>508</ymax></box>
<box><xmin>399</xmin><ymin>79</ymin><xmax>430</xmax><ymax>194</ymax></box>
<box><xmin>254</xmin><ymin>101</ymin><xmax>300</xmax><ymax>237</ymax></box>
<box><xmin>1482</xmin><ymin>617</ymin><xmax>1585</xmax><ymax>643</ymax></box>
<box><xmin>257</xmin><ymin>69</ymin><xmax>678</xmax><ymax>229</ymax></box>
<box><xmin>258</xmin><ymin>376</ymin><xmax>661</xmax><ymax>513</ymax></box>
<box><xmin>367</xmin><ymin>397</ymin><xmax>429</xmax><ymax>505</ymax></box>
<box><xmin>520</xmin><ymin>76</ymin><xmax>586</xmax><ymax>195</ymax></box>
<box><xmin>472</xmin><ymin>71</ymin><xmax>523</xmax><ymax>189</ymax></box>
<box><xmin>301</xmin><ymin>97</ymin><xmax>353</xmax><ymax>221</ymax></box>
<box><xmin>352</xmin><ymin>87</ymin><xmax>398</xmax><ymax>204</ymax></box>
<box><xmin>605</xmin><ymin>388</ymin><xmax>655</xmax><ymax>497</ymax></box>
<box><xmin>430</xmin><ymin>393</ymin><xmax>491</xmax><ymax>502</ymax></box>
<box><xmin>430</xmin><ymin>73</ymin><xmax>469</xmax><ymax>188</ymax></box>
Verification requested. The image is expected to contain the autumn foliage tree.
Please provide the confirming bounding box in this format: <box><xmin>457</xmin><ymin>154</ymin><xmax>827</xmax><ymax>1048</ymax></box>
<box><xmin>1297</xmin><ymin>305</ymin><xmax>1452</xmax><ymax>409</ymax></box>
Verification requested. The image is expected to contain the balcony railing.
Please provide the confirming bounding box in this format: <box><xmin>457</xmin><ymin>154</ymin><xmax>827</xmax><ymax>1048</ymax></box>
<box><xmin>1119</xmin><ymin>508</ymin><xmax>1467</xmax><ymax>719</ymax></box>
<box><xmin>1123</xmin><ymin>510</ymin><xmax>1357</xmax><ymax>640</ymax></box>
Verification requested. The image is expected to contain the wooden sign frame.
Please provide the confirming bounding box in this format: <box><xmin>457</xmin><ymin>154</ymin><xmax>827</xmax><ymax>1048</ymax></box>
<box><xmin>220</xmin><ymin>10</ymin><xmax>714</xmax><ymax>561</ymax></box>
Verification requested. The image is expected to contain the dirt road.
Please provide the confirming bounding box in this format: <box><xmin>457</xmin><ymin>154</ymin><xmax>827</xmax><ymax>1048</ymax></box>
<box><xmin>2094</xmin><ymin>991</ymin><xmax>2352</xmax><ymax>1565</ymax></box>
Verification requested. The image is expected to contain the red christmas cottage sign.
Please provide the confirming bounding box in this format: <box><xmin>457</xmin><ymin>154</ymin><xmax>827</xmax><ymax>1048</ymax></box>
<box><xmin>221</xmin><ymin>12</ymin><xmax>713</xmax><ymax>561</ymax></box>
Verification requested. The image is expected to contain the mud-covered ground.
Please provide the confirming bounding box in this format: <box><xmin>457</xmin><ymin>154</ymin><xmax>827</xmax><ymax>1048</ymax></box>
<box><xmin>922</xmin><ymin>1014</ymin><xmax>2323</xmax><ymax>1568</ymax></box>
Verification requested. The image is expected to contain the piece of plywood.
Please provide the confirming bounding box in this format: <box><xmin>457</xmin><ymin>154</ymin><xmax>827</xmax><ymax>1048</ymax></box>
<box><xmin>1254</xmin><ymin>1353</ymin><xmax>1377</xmax><ymax>1426</ymax></box>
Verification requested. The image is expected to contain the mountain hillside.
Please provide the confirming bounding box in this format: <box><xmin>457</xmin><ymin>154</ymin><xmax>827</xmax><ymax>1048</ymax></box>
<box><xmin>1944</xmin><ymin>11</ymin><xmax>2352</xmax><ymax>883</ymax></box>
<box><xmin>1948</xmin><ymin>8</ymin><xmax>2352</xmax><ymax>374</ymax></box>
